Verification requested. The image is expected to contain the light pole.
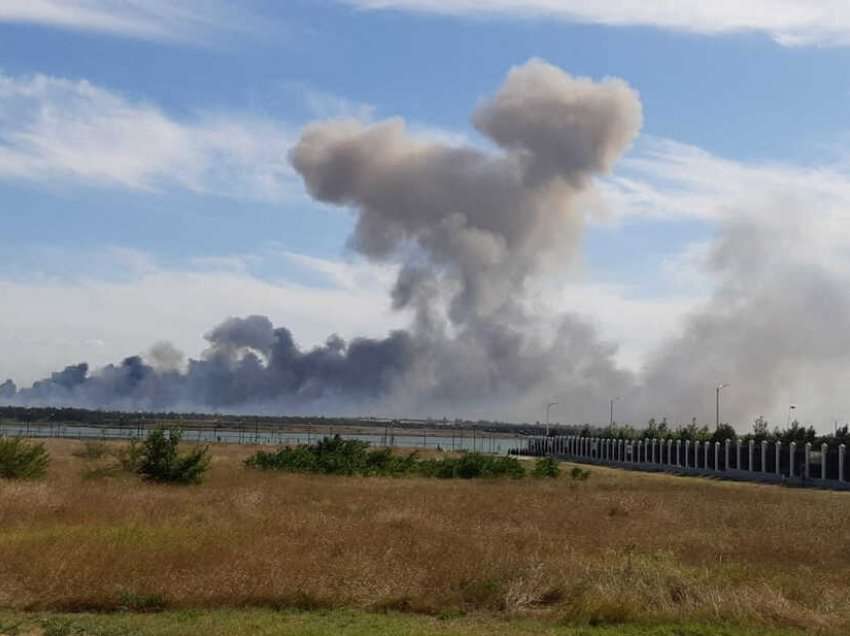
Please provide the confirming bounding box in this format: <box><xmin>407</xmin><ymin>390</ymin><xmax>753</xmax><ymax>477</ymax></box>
<box><xmin>715</xmin><ymin>384</ymin><xmax>729</xmax><ymax>430</ymax></box>
<box><xmin>786</xmin><ymin>404</ymin><xmax>797</xmax><ymax>428</ymax></box>
<box><xmin>610</xmin><ymin>396</ymin><xmax>620</xmax><ymax>428</ymax></box>
<box><xmin>545</xmin><ymin>401</ymin><xmax>559</xmax><ymax>436</ymax></box>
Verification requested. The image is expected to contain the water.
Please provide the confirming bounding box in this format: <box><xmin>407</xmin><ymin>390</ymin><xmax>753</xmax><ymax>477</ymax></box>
<box><xmin>0</xmin><ymin>422</ymin><xmax>524</xmax><ymax>455</ymax></box>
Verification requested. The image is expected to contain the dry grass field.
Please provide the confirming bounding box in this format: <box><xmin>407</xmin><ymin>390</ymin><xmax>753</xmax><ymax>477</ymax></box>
<box><xmin>2</xmin><ymin>439</ymin><xmax>850</xmax><ymax>634</ymax></box>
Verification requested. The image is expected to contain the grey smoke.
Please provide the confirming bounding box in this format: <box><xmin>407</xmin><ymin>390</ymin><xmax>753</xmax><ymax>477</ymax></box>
<box><xmin>3</xmin><ymin>59</ymin><xmax>642</xmax><ymax>419</ymax></box>
<box><xmin>291</xmin><ymin>58</ymin><xmax>642</xmax><ymax>324</ymax></box>
<box><xmin>638</xmin><ymin>221</ymin><xmax>850</xmax><ymax>429</ymax></box>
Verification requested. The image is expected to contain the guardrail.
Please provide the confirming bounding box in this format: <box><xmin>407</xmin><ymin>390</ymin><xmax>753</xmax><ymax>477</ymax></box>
<box><xmin>519</xmin><ymin>435</ymin><xmax>850</xmax><ymax>490</ymax></box>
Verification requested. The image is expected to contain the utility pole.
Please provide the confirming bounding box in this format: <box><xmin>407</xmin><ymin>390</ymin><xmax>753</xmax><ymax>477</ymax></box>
<box><xmin>716</xmin><ymin>384</ymin><xmax>729</xmax><ymax>430</ymax></box>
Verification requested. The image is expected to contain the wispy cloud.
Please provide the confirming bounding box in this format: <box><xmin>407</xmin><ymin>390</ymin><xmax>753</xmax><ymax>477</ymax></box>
<box><xmin>284</xmin><ymin>82</ymin><xmax>377</xmax><ymax>121</ymax></box>
<box><xmin>600</xmin><ymin>136</ymin><xmax>850</xmax><ymax>272</ymax></box>
<box><xmin>343</xmin><ymin>1</ymin><xmax>850</xmax><ymax>47</ymax></box>
<box><xmin>0</xmin><ymin>73</ymin><xmax>297</xmax><ymax>201</ymax></box>
<box><xmin>0</xmin><ymin>0</ymin><xmax>257</xmax><ymax>43</ymax></box>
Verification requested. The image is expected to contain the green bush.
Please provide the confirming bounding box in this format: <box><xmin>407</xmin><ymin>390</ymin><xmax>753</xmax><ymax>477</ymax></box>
<box><xmin>0</xmin><ymin>437</ymin><xmax>50</xmax><ymax>479</ymax></box>
<box><xmin>419</xmin><ymin>453</ymin><xmax>526</xmax><ymax>479</ymax></box>
<box><xmin>246</xmin><ymin>435</ymin><xmax>526</xmax><ymax>479</ymax></box>
<box><xmin>246</xmin><ymin>435</ymin><xmax>419</xmax><ymax>477</ymax></box>
<box><xmin>569</xmin><ymin>466</ymin><xmax>591</xmax><ymax>481</ymax></box>
<box><xmin>531</xmin><ymin>457</ymin><xmax>561</xmax><ymax>478</ymax></box>
<box><xmin>136</xmin><ymin>428</ymin><xmax>210</xmax><ymax>484</ymax></box>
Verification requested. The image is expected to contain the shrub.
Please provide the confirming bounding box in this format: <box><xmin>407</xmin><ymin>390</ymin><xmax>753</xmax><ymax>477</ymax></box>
<box><xmin>245</xmin><ymin>435</ymin><xmax>420</xmax><ymax>477</ymax></box>
<box><xmin>418</xmin><ymin>452</ymin><xmax>526</xmax><ymax>479</ymax></box>
<box><xmin>72</xmin><ymin>440</ymin><xmax>109</xmax><ymax>460</ymax></box>
<box><xmin>136</xmin><ymin>428</ymin><xmax>210</xmax><ymax>484</ymax></box>
<box><xmin>0</xmin><ymin>437</ymin><xmax>50</xmax><ymax>479</ymax></box>
<box><xmin>246</xmin><ymin>436</ymin><xmax>526</xmax><ymax>479</ymax></box>
<box><xmin>532</xmin><ymin>457</ymin><xmax>561</xmax><ymax>478</ymax></box>
<box><xmin>570</xmin><ymin>466</ymin><xmax>591</xmax><ymax>481</ymax></box>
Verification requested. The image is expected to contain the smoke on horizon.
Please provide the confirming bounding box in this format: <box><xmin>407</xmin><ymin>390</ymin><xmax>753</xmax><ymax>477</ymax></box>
<box><xmin>7</xmin><ymin>59</ymin><xmax>850</xmax><ymax>431</ymax></box>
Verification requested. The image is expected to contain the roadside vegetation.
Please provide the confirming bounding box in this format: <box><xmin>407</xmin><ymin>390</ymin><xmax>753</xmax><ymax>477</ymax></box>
<box><xmin>245</xmin><ymin>435</ymin><xmax>533</xmax><ymax>479</ymax></box>
<box><xmin>583</xmin><ymin>416</ymin><xmax>839</xmax><ymax>447</ymax></box>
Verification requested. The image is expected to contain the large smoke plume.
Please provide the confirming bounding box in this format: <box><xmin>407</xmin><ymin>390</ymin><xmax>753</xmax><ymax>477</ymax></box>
<box><xmin>3</xmin><ymin>59</ymin><xmax>641</xmax><ymax>419</ymax></box>
<box><xmin>11</xmin><ymin>59</ymin><xmax>844</xmax><ymax>429</ymax></box>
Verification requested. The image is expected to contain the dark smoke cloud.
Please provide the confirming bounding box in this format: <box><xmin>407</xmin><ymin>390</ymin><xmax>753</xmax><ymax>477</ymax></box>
<box><xmin>3</xmin><ymin>59</ymin><xmax>641</xmax><ymax>419</ymax></box>
<box><xmin>9</xmin><ymin>317</ymin><xmax>415</xmax><ymax>411</ymax></box>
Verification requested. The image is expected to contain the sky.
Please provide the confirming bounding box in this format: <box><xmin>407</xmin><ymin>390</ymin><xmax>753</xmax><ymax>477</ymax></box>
<box><xmin>4</xmin><ymin>1</ymin><xmax>850</xmax><ymax>429</ymax></box>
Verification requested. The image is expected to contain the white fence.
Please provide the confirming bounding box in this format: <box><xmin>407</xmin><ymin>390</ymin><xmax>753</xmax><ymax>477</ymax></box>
<box><xmin>524</xmin><ymin>435</ymin><xmax>850</xmax><ymax>490</ymax></box>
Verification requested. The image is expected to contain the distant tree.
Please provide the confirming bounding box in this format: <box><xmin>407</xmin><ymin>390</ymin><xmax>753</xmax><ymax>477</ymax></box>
<box><xmin>679</xmin><ymin>417</ymin><xmax>710</xmax><ymax>442</ymax></box>
<box><xmin>751</xmin><ymin>416</ymin><xmax>770</xmax><ymax>442</ymax></box>
<box><xmin>711</xmin><ymin>423</ymin><xmax>737</xmax><ymax>444</ymax></box>
<box><xmin>775</xmin><ymin>420</ymin><xmax>816</xmax><ymax>445</ymax></box>
<box><xmin>833</xmin><ymin>425</ymin><xmax>850</xmax><ymax>446</ymax></box>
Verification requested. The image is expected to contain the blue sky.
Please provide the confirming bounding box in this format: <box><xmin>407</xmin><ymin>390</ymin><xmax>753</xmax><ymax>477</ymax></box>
<box><xmin>5</xmin><ymin>1</ymin><xmax>850</xmax><ymax>427</ymax></box>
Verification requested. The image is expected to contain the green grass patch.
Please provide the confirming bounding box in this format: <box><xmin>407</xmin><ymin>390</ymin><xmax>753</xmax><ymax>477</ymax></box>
<box><xmin>0</xmin><ymin>609</ymin><xmax>812</xmax><ymax>636</ymax></box>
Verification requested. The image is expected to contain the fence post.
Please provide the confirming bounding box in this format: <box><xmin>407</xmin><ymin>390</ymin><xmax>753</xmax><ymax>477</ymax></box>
<box><xmin>724</xmin><ymin>439</ymin><xmax>730</xmax><ymax>471</ymax></box>
<box><xmin>667</xmin><ymin>439</ymin><xmax>673</xmax><ymax>466</ymax></box>
<box><xmin>789</xmin><ymin>441</ymin><xmax>796</xmax><ymax>477</ymax></box>
<box><xmin>775</xmin><ymin>441</ymin><xmax>782</xmax><ymax>477</ymax></box>
<box><xmin>747</xmin><ymin>440</ymin><xmax>754</xmax><ymax>472</ymax></box>
<box><xmin>694</xmin><ymin>441</ymin><xmax>700</xmax><ymax>469</ymax></box>
<box><xmin>714</xmin><ymin>441</ymin><xmax>720</xmax><ymax>471</ymax></box>
<box><xmin>761</xmin><ymin>441</ymin><xmax>768</xmax><ymax>474</ymax></box>
<box><xmin>840</xmin><ymin>445</ymin><xmax>846</xmax><ymax>483</ymax></box>
<box><xmin>822</xmin><ymin>443</ymin><xmax>828</xmax><ymax>480</ymax></box>
<box><xmin>805</xmin><ymin>442</ymin><xmax>812</xmax><ymax>479</ymax></box>
<box><xmin>684</xmin><ymin>440</ymin><xmax>690</xmax><ymax>469</ymax></box>
<box><xmin>676</xmin><ymin>440</ymin><xmax>681</xmax><ymax>466</ymax></box>
<box><xmin>736</xmin><ymin>441</ymin><xmax>742</xmax><ymax>471</ymax></box>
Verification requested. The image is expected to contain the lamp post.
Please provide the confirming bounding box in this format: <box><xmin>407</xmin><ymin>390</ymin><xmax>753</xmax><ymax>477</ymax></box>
<box><xmin>610</xmin><ymin>396</ymin><xmax>620</xmax><ymax>428</ymax></box>
<box><xmin>715</xmin><ymin>384</ymin><xmax>729</xmax><ymax>430</ymax></box>
<box><xmin>786</xmin><ymin>404</ymin><xmax>797</xmax><ymax>428</ymax></box>
<box><xmin>545</xmin><ymin>401</ymin><xmax>559</xmax><ymax>436</ymax></box>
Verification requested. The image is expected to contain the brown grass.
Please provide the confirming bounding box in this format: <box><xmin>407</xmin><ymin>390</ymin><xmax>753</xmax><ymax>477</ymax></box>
<box><xmin>1</xmin><ymin>439</ymin><xmax>849</xmax><ymax>633</ymax></box>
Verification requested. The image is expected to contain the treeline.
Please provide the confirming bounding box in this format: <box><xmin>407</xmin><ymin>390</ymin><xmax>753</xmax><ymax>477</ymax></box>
<box><xmin>562</xmin><ymin>416</ymin><xmax>848</xmax><ymax>447</ymax></box>
<box><xmin>0</xmin><ymin>405</ymin><xmax>532</xmax><ymax>435</ymax></box>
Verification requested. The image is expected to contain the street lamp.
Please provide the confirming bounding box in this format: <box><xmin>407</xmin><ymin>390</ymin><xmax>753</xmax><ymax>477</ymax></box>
<box><xmin>610</xmin><ymin>396</ymin><xmax>620</xmax><ymax>428</ymax></box>
<box><xmin>715</xmin><ymin>384</ymin><xmax>729</xmax><ymax>430</ymax></box>
<box><xmin>545</xmin><ymin>401</ymin><xmax>559</xmax><ymax>436</ymax></box>
<box><xmin>786</xmin><ymin>404</ymin><xmax>797</xmax><ymax>428</ymax></box>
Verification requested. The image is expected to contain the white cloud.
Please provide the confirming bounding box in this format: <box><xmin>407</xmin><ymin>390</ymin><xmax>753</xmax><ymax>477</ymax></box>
<box><xmin>599</xmin><ymin>136</ymin><xmax>850</xmax><ymax>273</ymax></box>
<box><xmin>0</xmin><ymin>73</ymin><xmax>297</xmax><ymax>201</ymax></box>
<box><xmin>0</xmin><ymin>0</ymin><xmax>255</xmax><ymax>43</ymax></box>
<box><xmin>344</xmin><ymin>0</ymin><xmax>850</xmax><ymax>46</ymax></box>
<box><xmin>284</xmin><ymin>82</ymin><xmax>377</xmax><ymax>121</ymax></box>
<box><xmin>0</xmin><ymin>249</ymin><xmax>405</xmax><ymax>387</ymax></box>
